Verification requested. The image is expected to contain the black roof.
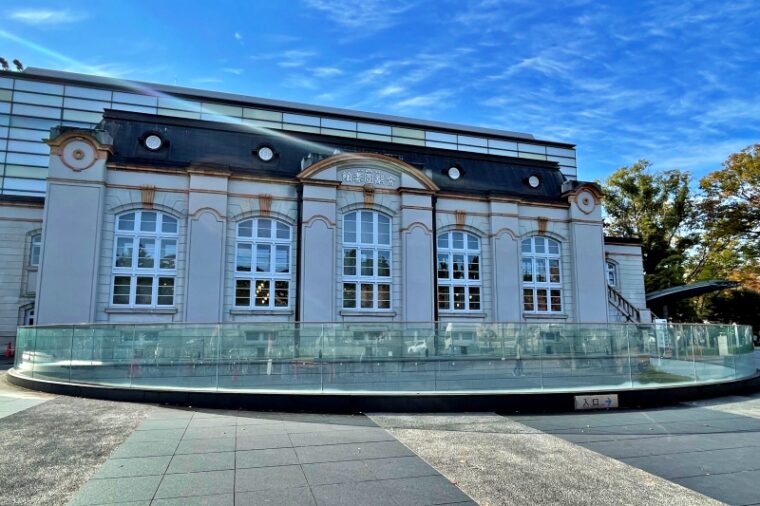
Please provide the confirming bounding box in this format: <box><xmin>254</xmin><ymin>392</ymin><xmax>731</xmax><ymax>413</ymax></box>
<box><xmin>100</xmin><ymin>110</ymin><xmax>569</xmax><ymax>202</ymax></box>
<box><xmin>646</xmin><ymin>280</ymin><xmax>740</xmax><ymax>303</ymax></box>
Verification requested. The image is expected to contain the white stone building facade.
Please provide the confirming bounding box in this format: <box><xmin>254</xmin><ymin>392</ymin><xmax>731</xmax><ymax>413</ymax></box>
<box><xmin>0</xmin><ymin>69</ymin><xmax>650</xmax><ymax>348</ymax></box>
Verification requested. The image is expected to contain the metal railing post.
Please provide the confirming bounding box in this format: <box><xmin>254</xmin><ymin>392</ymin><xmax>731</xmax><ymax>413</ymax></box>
<box><xmin>539</xmin><ymin>328</ymin><xmax>544</xmax><ymax>390</ymax></box>
<box><xmin>626</xmin><ymin>324</ymin><xmax>633</xmax><ymax>387</ymax></box>
<box><xmin>320</xmin><ymin>323</ymin><xmax>324</xmax><ymax>393</ymax></box>
<box><xmin>690</xmin><ymin>325</ymin><xmax>698</xmax><ymax>382</ymax></box>
<box><xmin>214</xmin><ymin>324</ymin><xmax>221</xmax><ymax>392</ymax></box>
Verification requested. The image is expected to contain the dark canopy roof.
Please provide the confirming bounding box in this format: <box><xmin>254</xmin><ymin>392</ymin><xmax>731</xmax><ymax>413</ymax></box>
<box><xmin>646</xmin><ymin>280</ymin><xmax>739</xmax><ymax>304</ymax></box>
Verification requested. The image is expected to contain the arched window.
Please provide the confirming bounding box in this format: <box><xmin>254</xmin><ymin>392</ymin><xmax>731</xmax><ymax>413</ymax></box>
<box><xmin>606</xmin><ymin>260</ymin><xmax>618</xmax><ymax>287</ymax></box>
<box><xmin>112</xmin><ymin>211</ymin><xmax>178</xmax><ymax>307</ymax></box>
<box><xmin>521</xmin><ymin>236</ymin><xmax>562</xmax><ymax>313</ymax></box>
<box><xmin>342</xmin><ymin>210</ymin><xmax>391</xmax><ymax>310</ymax></box>
<box><xmin>234</xmin><ymin>218</ymin><xmax>292</xmax><ymax>309</ymax></box>
<box><xmin>437</xmin><ymin>231</ymin><xmax>481</xmax><ymax>311</ymax></box>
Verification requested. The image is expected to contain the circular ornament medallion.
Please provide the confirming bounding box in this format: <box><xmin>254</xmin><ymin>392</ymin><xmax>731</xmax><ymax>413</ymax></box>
<box><xmin>577</xmin><ymin>189</ymin><xmax>596</xmax><ymax>214</ymax></box>
<box><xmin>61</xmin><ymin>138</ymin><xmax>97</xmax><ymax>171</ymax></box>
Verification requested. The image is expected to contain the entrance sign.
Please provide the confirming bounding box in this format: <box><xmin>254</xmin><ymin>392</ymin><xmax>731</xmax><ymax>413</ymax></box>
<box><xmin>574</xmin><ymin>394</ymin><xmax>619</xmax><ymax>410</ymax></box>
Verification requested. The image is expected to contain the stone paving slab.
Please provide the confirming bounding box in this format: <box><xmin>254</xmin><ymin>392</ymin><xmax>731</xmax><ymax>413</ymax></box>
<box><xmin>0</xmin><ymin>374</ymin><xmax>150</xmax><ymax>506</ymax></box>
<box><xmin>513</xmin><ymin>404</ymin><xmax>760</xmax><ymax>505</ymax></box>
<box><xmin>65</xmin><ymin>407</ymin><xmax>473</xmax><ymax>506</ymax></box>
<box><xmin>371</xmin><ymin>413</ymin><xmax>723</xmax><ymax>506</ymax></box>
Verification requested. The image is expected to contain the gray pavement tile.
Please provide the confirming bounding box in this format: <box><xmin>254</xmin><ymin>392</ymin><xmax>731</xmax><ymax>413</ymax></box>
<box><xmin>145</xmin><ymin>410</ymin><xmax>194</xmax><ymax>421</ymax></box>
<box><xmin>676</xmin><ymin>470</ymin><xmax>760</xmax><ymax>506</ymax></box>
<box><xmin>234</xmin><ymin>464</ymin><xmax>308</xmax><ymax>492</ymax></box>
<box><xmin>136</xmin><ymin>419</ymin><xmax>191</xmax><ymax>431</ymax></box>
<box><xmin>236</xmin><ymin>447</ymin><xmax>299</xmax><ymax>468</ymax></box>
<box><xmin>284</xmin><ymin>420</ymin><xmax>375</xmax><ymax>434</ymax></box>
<box><xmin>386</xmin><ymin>476</ymin><xmax>472</xmax><ymax>506</ymax></box>
<box><xmin>175</xmin><ymin>437</ymin><xmax>236</xmax><ymax>455</ymax></box>
<box><xmin>92</xmin><ymin>455</ymin><xmax>172</xmax><ymax>478</ymax></box>
<box><xmin>622</xmin><ymin>446</ymin><xmax>760</xmax><ymax>480</ymax></box>
<box><xmin>236</xmin><ymin>487</ymin><xmax>316</xmax><ymax>505</ymax></box>
<box><xmin>155</xmin><ymin>470</ymin><xmax>235</xmax><ymax>499</ymax></box>
<box><xmin>112</xmin><ymin>439</ymin><xmax>180</xmax><ymax>458</ymax></box>
<box><xmin>68</xmin><ymin>475</ymin><xmax>162</xmax><ymax>505</ymax></box>
<box><xmin>289</xmin><ymin>428</ymin><xmax>394</xmax><ymax>447</ymax></box>
<box><xmin>182</xmin><ymin>426</ymin><xmax>236</xmax><ymax>440</ymax></box>
<box><xmin>151</xmin><ymin>494</ymin><xmax>233</xmax><ymax>506</ymax></box>
<box><xmin>236</xmin><ymin>416</ymin><xmax>287</xmax><ymax>426</ymax></box>
<box><xmin>301</xmin><ymin>460</ymin><xmax>375</xmax><ymax>485</ymax></box>
<box><xmin>311</xmin><ymin>481</ymin><xmax>395</xmax><ymax>506</ymax></box>
<box><xmin>236</xmin><ymin>423</ymin><xmax>288</xmax><ymax>435</ymax></box>
<box><xmin>236</xmin><ymin>433</ymin><xmax>292</xmax><ymax>451</ymax></box>
<box><xmin>193</xmin><ymin>411</ymin><xmax>240</xmax><ymax>419</ymax></box>
<box><xmin>582</xmin><ymin>432</ymin><xmax>760</xmax><ymax>459</ymax></box>
<box><xmin>167</xmin><ymin>451</ymin><xmax>235</xmax><ymax>474</ymax></box>
<box><xmin>187</xmin><ymin>417</ymin><xmax>238</xmax><ymax>428</ymax></box>
<box><xmin>368</xmin><ymin>456</ymin><xmax>439</xmax><ymax>480</ymax></box>
<box><xmin>295</xmin><ymin>441</ymin><xmax>414</xmax><ymax>464</ymax></box>
<box><xmin>125</xmin><ymin>428</ymin><xmax>186</xmax><ymax>444</ymax></box>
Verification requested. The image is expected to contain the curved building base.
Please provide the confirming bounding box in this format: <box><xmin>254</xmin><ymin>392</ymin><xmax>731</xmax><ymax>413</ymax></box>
<box><xmin>9</xmin><ymin>368</ymin><xmax>759</xmax><ymax>414</ymax></box>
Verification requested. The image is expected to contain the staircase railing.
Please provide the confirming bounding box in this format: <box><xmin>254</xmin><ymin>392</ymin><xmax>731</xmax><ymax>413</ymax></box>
<box><xmin>608</xmin><ymin>285</ymin><xmax>641</xmax><ymax>323</ymax></box>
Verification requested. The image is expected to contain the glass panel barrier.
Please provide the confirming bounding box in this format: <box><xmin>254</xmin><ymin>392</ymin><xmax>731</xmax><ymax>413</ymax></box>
<box><xmin>29</xmin><ymin>325</ymin><xmax>74</xmax><ymax>382</ymax></box>
<box><xmin>11</xmin><ymin>322</ymin><xmax>757</xmax><ymax>393</ymax></box>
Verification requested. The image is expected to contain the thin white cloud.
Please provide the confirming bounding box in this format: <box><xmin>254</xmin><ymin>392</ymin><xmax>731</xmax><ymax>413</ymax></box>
<box><xmin>311</xmin><ymin>66</ymin><xmax>343</xmax><ymax>78</ymax></box>
<box><xmin>255</xmin><ymin>49</ymin><xmax>318</xmax><ymax>68</ymax></box>
<box><xmin>223</xmin><ymin>68</ymin><xmax>243</xmax><ymax>75</ymax></box>
<box><xmin>9</xmin><ymin>8</ymin><xmax>85</xmax><ymax>25</ymax></box>
<box><xmin>395</xmin><ymin>90</ymin><xmax>454</xmax><ymax>109</ymax></box>
<box><xmin>283</xmin><ymin>75</ymin><xmax>318</xmax><ymax>90</ymax></box>
<box><xmin>234</xmin><ymin>32</ymin><xmax>243</xmax><ymax>41</ymax></box>
<box><xmin>379</xmin><ymin>85</ymin><xmax>404</xmax><ymax>97</ymax></box>
<box><xmin>303</xmin><ymin>0</ymin><xmax>413</xmax><ymax>31</ymax></box>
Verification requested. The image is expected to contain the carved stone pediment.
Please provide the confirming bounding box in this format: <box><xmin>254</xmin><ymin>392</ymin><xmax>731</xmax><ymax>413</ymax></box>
<box><xmin>297</xmin><ymin>152</ymin><xmax>438</xmax><ymax>192</ymax></box>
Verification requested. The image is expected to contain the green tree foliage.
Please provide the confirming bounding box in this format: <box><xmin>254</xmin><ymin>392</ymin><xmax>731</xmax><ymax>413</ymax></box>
<box><xmin>601</xmin><ymin>160</ymin><xmax>697</xmax><ymax>295</ymax></box>
<box><xmin>601</xmin><ymin>147</ymin><xmax>760</xmax><ymax>328</ymax></box>
<box><xmin>700</xmin><ymin>289</ymin><xmax>760</xmax><ymax>336</ymax></box>
<box><xmin>696</xmin><ymin>144</ymin><xmax>760</xmax><ymax>285</ymax></box>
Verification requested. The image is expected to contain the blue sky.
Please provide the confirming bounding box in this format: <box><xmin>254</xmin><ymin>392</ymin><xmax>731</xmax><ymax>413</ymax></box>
<box><xmin>1</xmin><ymin>0</ymin><xmax>758</xmax><ymax>182</ymax></box>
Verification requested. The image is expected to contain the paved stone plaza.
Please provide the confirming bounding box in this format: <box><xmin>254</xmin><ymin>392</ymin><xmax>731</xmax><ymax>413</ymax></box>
<box><xmin>0</xmin><ymin>352</ymin><xmax>759</xmax><ymax>505</ymax></box>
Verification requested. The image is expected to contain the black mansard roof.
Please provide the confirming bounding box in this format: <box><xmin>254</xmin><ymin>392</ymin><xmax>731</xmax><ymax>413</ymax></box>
<box><xmin>101</xmin><ymin>110</ymin><xmax>569</xmax><ymax>202</ymax></box>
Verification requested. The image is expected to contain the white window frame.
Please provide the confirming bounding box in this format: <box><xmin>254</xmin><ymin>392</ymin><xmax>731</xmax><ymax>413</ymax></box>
<box><xmin>521</xmin><ymin>236</ymin><xmax>563</xmax><ymax>314</ymax></box>
<box><xmin>29</xmin><ymin>233</ymin><xmax>41</xmax><ymax>267</ymax></box>
<box><xmin>234</xmin><ymin>218</ymin><xmax>292</xmax><ymax>310</ymax></box>
<box><xmin>341</xmin><ymin>210</ymin><xmax>392</xmax><ymax>311</ymax></box>
<box><xmin>436</xmin><ymin>230</ymin><xmax>482</xmax><ymax>312</ymax></box>
<box><xmin>21</xmin><ymin>305</ymin><xmax>34</xmax><ymax>326</ymax></box>
<box><xmin>606</xmin><ymin>260</ymin><xmax>618</xmax><ymax>288</ymax></box>
<box><xmin>111</xmin><ymin>210</ymin><xmax>178</xmax><ymax>308</ymax></box>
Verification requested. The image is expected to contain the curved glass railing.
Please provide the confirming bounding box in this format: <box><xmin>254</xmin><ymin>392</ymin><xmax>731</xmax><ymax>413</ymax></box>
<box><xmin>12</xmin><ymin>322</ymin><xmax>757</xmax><ymax>394</ymax></box>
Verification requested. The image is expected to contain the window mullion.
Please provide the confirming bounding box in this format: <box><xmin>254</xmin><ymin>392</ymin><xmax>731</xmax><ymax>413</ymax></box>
<box><xmin>130</xmin><ymin>276</ymin><xmax>136</xmax><ymax>307</ymax></box>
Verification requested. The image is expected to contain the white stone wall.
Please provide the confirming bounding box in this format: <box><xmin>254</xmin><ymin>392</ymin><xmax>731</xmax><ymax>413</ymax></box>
<box><xmin>21</xmin><ymin>156</ymin><xmax>633</xmax><ymax>329</ymax></box>
<box><xmin>335</xmin><ymin>188</ymin><xmax>402</xmax><ymax>321</ymax></box>
<box><xmin>224</xmin><ymin>181</ymin><xmax>299</xmax><ymax>322</ymax></box>
<box><xmin>436</xmin><ymin>198</ymin><xmax>494</xmax><ymax>322</ymax></box>
<box><xmin>0</xmin><ymin>203</ymin><xmax>43</xmax><ymax>346</ymax></box>
<box><xmin>95</xmin><ymin>174</ymin><xmax>189</xmax><ymax>323</ymax></box>
<box><xmin>605</xmin><ymin>242</ymin><xmax>647</xmax><ymax>308</ymax></box>
<box><xmin>517</xmin><ymin>205</ymin><xmax>576</xmax><ymax>322</ymax></box>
